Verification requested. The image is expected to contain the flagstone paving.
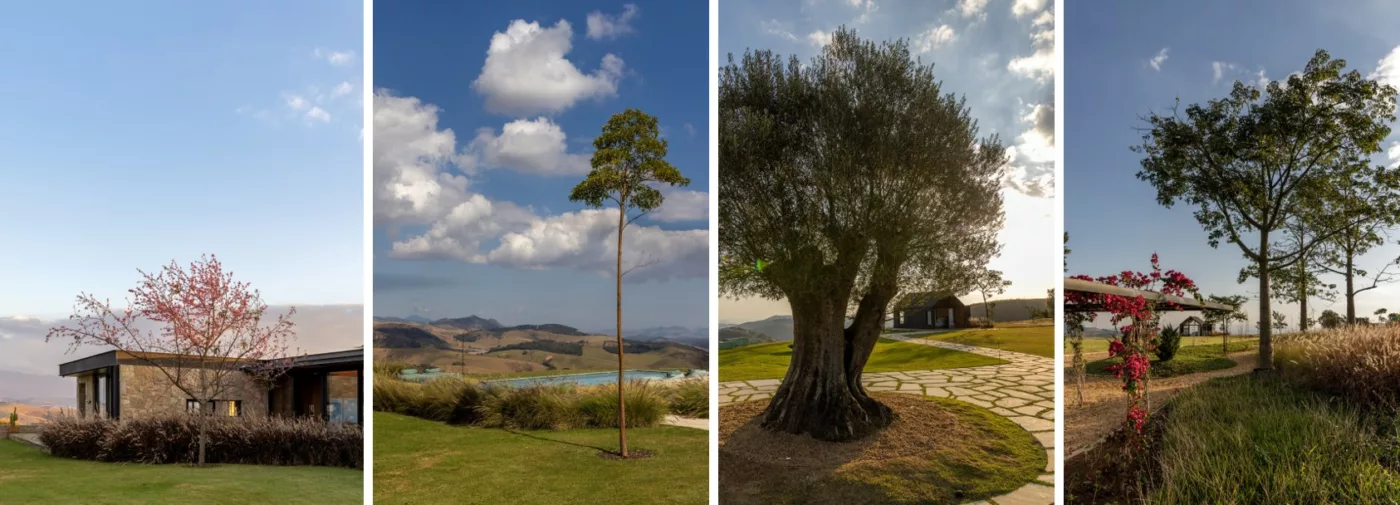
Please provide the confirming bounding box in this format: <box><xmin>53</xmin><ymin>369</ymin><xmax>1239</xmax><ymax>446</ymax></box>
<box><xmin>719</xmin><ymin>333</ymin><xmax>1055</xmax><ymax>505</ymax></box>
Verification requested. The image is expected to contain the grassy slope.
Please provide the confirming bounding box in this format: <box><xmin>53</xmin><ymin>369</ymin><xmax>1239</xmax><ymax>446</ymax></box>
<box><xmin>373</xmin><ymin>412</ymin><xmax>708</xmax><ymax>505</ymax></box>
<box><xmin>719</xmin><ymin>338</ymin><xmax>1005</xmax><ymax>382</ymax></box>
<box><xmin>0</xmin><ymin>440</ymin><xmax>361</xmax><ymax>504</ymax></box>
<box><xmin>1147</xmin><ymin>376</ymin><xmax>1400</xmax><ymax>503</ymax></box>
<box><xmin>921</xmin><ymin>325</ymin><xmax>1055</xmax><ymax>358</ymax></box>
<box><xmin>1083</xmin><ymin>340</ymin><xmax>1256</xmax><ymax>378</ymax></box>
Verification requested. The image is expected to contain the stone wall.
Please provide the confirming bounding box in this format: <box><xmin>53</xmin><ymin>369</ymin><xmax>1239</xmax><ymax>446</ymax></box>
<box><xmin>119</xmin><ymin>364</ymin><xmax>268</xmax><ymax>419</ymax></box>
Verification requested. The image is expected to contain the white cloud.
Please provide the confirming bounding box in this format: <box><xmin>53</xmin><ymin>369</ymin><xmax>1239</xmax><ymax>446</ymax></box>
<box><xmin>1008</xmin><ymin>5</ymin><xmax>1054</xmax><ymax>83</ymax></box>
<box><xmin>684</xmin><ymin>123</ymin><xmax>696</xmax><ymax>137</ymax></box>
<box><xmin>1212</xmin><ymin>61</ymin><xmax>1236</xmax><ymax>85</ymax></box>
<box><xmin>1032</xmin><ymin>10</ymin><xmax>1053</xmax><ymax>27</ymax></box>
<box><xmin>1387</xmin><ymin>141</ymin><xmax>1400</xmax><ymax>168</ymax></box>
<box><xmin>1149</xmin><ymin>47</ymin><xmax>1169</xmax><ymax>71</ymax></box>
<box><xmin>314</xmin><ymin>48</ymin><xmax>355</xmax><ymax>66</ymax></box>
<box><xmin>460</xmin><ymin>117</ymin><xmax>592</xmax><ymax>176</ymax></box>
<box><xmin>1004</xmin><ymin>101</ymin><xmax>1055</xmax><ymax>198</ymax></box>
<box><xmin>472</xmin><ymin>20</ymin><xmax>626</xmax><ymax>116</ymax></box>
<box><xmin>1011</xmin><ymin>0</ymin><xmax>1048</xmax><ymax>18</ymax></box>
<box><xmin>915</xmin><ymin>25</ymin><xmax>957</xmax><ymax>53</ymax></box>
<box><xmin>955</xmin><ymin>0</ymin><xmax>991</xmax><ymax>21</ymax></box>
<box><xmin>305</xmin><ymin>106</ymin><xmax>331</xmax><ymax>123</ymax></box>
<box><xmin>650</xmin><ymin>189</ymin><xmax>708</xmax><ymax>222</ymax></box>
<box><xmin>808</xmin><ymin>30</ymin><xmax>832</xmax><ymax>47</ymax></box>
<box><xmin>586</xmin><ymin>4</ymin><xmax>640</xmax><ymax>40</ymax></box>
<box><xmin>373</xmin><ymin>90</ymin><xmax>470</xmax><ymax>225</ymax></box>
<box><xmin>331</xmin><ymin>81</ymin><xmax>354</xmax><ymax>98</ymax></box>
<box><xmin>761</xmin><ymin>19</ymin><xmax>799</xmax><ymax>41</ymax></box>
<box><xmin>1369</xmin><ymin>45</ymin><xmax>1400</xmax><ymax>89</ymax></box>
<box><xmin>374</xmin><ymin>91</ymin><xmax>705</xmax><ymax>282</ymax></box>
<box><xmin>286</xmin><ymin>94</ymin><xmax>310</xmax><ymax>110</ymax></box>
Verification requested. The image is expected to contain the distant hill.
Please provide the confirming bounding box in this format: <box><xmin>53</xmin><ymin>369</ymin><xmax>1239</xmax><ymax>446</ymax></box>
<box><xmin>432</xmin><ymin>315</ymin><xmax>504</xmax><ymax>331</ymax></box>
<box><xmin>730</xmin><ymin>315</ymin><xmax>795</xmax><ymax>341</ymax></box>
<box><xmin>373</xmin><ymin>315</ymin><xmax>434</xmax><ymax>324</ymax></box>
<box><xmin>718</xmin><ymin>326</ymin><xmax>774</xmax><ymax>349</ymax></box>
<box><xmin>967</xmin><ymin>298</ymin><xmax>1051</xmax><ymax>322</ymax></box>
<box><xmin>374</xmin><ymin>317</ymin><xmax>707</xmax><ymax>374</ymax></box>
<box><xmin>373</xmin><ymin>324</ymin><xmax>452</xmax><ymax>349</ymax></box>
<box><xmin>621</xmin><ymin>326</ymin><xmax>708</xmax><ymax>348</ymax></box>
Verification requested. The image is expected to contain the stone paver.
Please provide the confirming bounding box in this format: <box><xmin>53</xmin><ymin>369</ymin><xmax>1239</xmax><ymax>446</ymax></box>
<box><xmin>11</xmin><ymin>433</ymin><xmax>46</xmax><ymax>450</ymax></box>
<box><xmin>662</xmin><ymin>415</ymin><xmax>710</xmax><ymax>430</ymax></box>
<box><xmin>719</xmin><ymin>332</ymin><xmax>1055</xmax><ymax>505</ymax></box>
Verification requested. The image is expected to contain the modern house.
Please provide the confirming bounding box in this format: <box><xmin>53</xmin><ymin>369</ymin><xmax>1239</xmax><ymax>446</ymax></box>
<box><xmin>893</xmin><ymin>294</ymin><xmax>971</xmax><ymax>330</ymax></box>
<box><xmin>59</xmin><ymin>348</ymin><xmax>364</xmax><ymax>425</ymax></box>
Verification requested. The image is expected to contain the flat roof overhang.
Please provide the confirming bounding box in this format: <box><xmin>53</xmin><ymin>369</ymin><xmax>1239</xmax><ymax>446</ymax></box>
<box><xmin>1064</xmin><ymin>277</ymin><xmax>1234</xmax><ymax>313</ymax></box>
<box><xmin>59</xmin><ymin>348</ymin><xmax>363</xmax><ymax>377</ymax></box>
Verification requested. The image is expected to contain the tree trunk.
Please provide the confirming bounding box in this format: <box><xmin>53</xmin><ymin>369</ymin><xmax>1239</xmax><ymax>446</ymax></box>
<box><xmin>1257</xmin><ymin>233</ymin><xmax>1274</xmax><ymax>372</ymax></box>
<box><xmin>1345</xmin><ymin>254</ymin><xmax>1356</xmax><ymax>324</ymax></box>
<box><xmin>198</xmin><ymin>411</ymin><xmax>207</xmax><ymax>465</ymax></box>
<box><xmin>615</xmin><ymin>206</ymin><xmax>628</xmax><ymax>458</ymax></box>
<box><xmin>760</xmin><ymin>292</ymin><xmax>894</xmax><ymax>442</ymax></box>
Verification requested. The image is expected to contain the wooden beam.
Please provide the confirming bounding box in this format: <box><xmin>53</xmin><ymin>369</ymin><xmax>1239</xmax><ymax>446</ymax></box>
<box><xmin>1064</xmin><ymin>277</ymin><xmax>1234</xmax><ymax>312</ymax></box>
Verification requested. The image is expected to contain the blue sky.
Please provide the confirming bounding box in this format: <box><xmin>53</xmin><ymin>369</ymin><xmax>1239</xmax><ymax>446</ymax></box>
<box><xmin>372</xmin><ymin>1</ymin><xmax>709</xmax><ymax>330</ymax></box>
<box><xmin>0</xmin><ymin>1</ymin><xmax>364</xmax><ymax>320</ymax></box>
<box><xmin>717</xmin><ymin>0</ymin><xmax>1058</xmax><ymax>323</ymax></box>
<box><xmin>1065</xmin><ymin>0</ymin><xmax>1400</xmax><ymax>329</ymax></box>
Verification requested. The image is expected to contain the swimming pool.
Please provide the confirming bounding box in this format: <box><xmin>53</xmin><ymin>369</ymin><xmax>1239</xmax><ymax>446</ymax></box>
<box><xmin>486</xmin><ymin>369</ymin><xmax>690</xmax><ymax>388</ymax></box>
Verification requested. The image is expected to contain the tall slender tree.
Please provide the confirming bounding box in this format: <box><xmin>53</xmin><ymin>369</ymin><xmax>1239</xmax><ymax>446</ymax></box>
<box><xmin>570</xmin><ymin>108</ymin><xmax>690</xmax><ymax>458</ymax></box>
<box><xmin>719</xmin><ymin>28</ymin><xmax>1005</xmax><ymax>441</ymax></box>
<box><xmin>1135</xmin><ymin>50</ymin><xmax>1398</xmax><ymax>371</ymax></box>
<box><xmin>975</xmin><ymin>269</ymin><xmax>1011</xmax><ymax>324</ymax></box>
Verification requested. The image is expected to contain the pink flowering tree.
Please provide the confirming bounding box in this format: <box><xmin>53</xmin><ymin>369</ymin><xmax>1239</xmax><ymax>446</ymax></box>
<box><xmin>1066</xmin><ymin>254</ymin><xmax>1200</xmax><ymax>445</ymax></box>
<box><xmin>48</xmin><ymin>255</ymin><xmax>297</xmax><ymax>465</ymax></box>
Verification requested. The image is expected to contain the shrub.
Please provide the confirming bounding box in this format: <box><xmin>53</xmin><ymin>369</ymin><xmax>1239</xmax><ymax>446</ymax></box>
<box><xmin>40</xmin><ymin>416</ymin><xmax>111</xmax><ymax>460</ymax></box>
<box><xmin>479</xmin><ymin>384</ymin><xmax>578</xmax><ymax>430</ymax></box>
<box><xmin>373</xmin><ymin>372</ymin><xmax>424</xmax><ymax>414</ymax></box>
<box><xmin>664</xmin><ymin>380</ymin><xmax>709</xmax><ymax>418</ymax></box>
<box><xmin>574</xmin><ymin>381</ymin><xmax>669</xmax><ymax>428</ymax></box>
<box><xmin>41</xmin><ymin>415</ymin><xmax>361</xmax><ymax>468</ymax></box>
<box><xmin>373</xmin><ymin>361</ymin><xmax>411</xmax><ymax>375</ymax></box>
<box><xmin>417</xmin><ymin>377</ymin><xmax>486</xmax><ymax>425</ymax></box>
<box><xmin>489</xmin><ymin>340</ymin><xmax>584</xmax><ymax>356</ymax></box>
<box><xmin>1154</xmin><ymin>325</ymin><xmax>1182</xmax><ymax>362</ymax></box>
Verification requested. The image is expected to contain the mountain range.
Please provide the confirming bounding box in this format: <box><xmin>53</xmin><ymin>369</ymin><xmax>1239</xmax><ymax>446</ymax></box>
<box><xmin>720</xmin><ymin>297</ymin><xmax>1053</xmax><ymax>342</ymax></box>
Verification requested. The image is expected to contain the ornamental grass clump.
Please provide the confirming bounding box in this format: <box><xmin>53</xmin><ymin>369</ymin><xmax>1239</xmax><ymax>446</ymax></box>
<box><xmin>1276</xmin><ymin>326</ymin><xmax>1400</xmax><ymax>413</ymax></box>
<box><xmin>574</xmin><ymin>381</ymin><xmax>669</xmax><ymax>428</ymax></box>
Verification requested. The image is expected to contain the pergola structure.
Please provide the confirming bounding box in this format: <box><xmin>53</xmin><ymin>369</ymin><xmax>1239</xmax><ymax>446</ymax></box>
<box><xmin>1064</xmin><ymin>278</ymin><xmax>1233</xmax><ymax>314</ymax></box>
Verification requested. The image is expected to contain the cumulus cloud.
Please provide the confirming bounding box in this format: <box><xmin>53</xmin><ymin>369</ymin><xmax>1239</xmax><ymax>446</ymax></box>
<box><xmin>1004</xmin><ymin>100</ymin><xmax>1055</xmax><ymax>198</ymax></box>
<box><xmin>1011</xmin><ymin>0</ymin><xmax>1047</xmax><ymax>18</ymax></box>
<box><xmin>915</xmin><ymin>25</ymin><xmax>957</xmax><ymax>53</ymax></box>
<box><xmin>1150</xmin><ymin>47</ymin><xmax>1169</xmax><ymax>71</ymax></box>
<box><xmin>460</xmin><ymin>117</ymin><xmax>592</xmax><ymax>176</ymax></box>
<box><xmin>1211</xmin><ymin>61</ymin><xmax>1236</xmax><ymax>85</ymax></box>
<box><xmin>373</xmin><ymin>90</ymin><xmax>470</xmax><ymax>225</ymax></box>
<box><xmin>331</xmin><ymin>81</ymin><xmax>354</xmax><ymax>98</ymax></box>
<box><xmin>954</xmin><ymin>0</ymin><xmax>991</xmax><ymax>21</ymax></box>
<box><xmin>587</xmin><ymin>4</ymin><xmax>640</xmax><ymax>40</ymax></box>
<box><xmin>472</xmin><ymin>20</ymin><xmax>625</xmax><ymax>116</ymax></box>
<box><xmin>374</xmin><ymin>91</ymin><xmax>706</xmax><ymax>282</ymax></box>
<box><xmin>305</xmin><ymin>106</ymin><xmax>331</xmax><ymax>123</ymax></box>
<box><xmin>1370</xmin><ymin>45</ymin><xmax>1400</xmax><ymax>89</ymax></box>
<box><xmin>1388</xmin><ymin>141</ymin><xmax>1400</xmax><ymax>168</ymax></box>
<box><xmin>1008</xmin><ymin>6</ymin><xmax>1054</xmax><ymax>83</ymax></box>
<box><xmin>649</xmin><ymin>189</ymin><xmax>708</xmax><ymax>222</ymax></box>
<box><xmin>807</xmin><ymin>30</ymin><xmax>832</xmax><ymax>47</ymax></box>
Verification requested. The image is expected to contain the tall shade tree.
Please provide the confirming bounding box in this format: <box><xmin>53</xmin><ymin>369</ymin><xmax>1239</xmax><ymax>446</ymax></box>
<box><xmin>1238</xmin><ymin>221</ymin><xmax>1337</xmax><ymax>331</ymax></box>
<box><xmin>47</xmin><ymin>255</ymin><xmax>296</xmax><ymax>466</ymax></box>
<box><xmin>569</xmin><ymin>108</ymin><xmax>690</xmax><ymax>458</ymax></box>
<box><xmin>1316</xmin><ymin>171</ymin><xmax>1400</xmax><ymax>323</ymax></box>
<box><xmin>718</xmin><ymin>28</ymin><xmax>1005</xmax><ymax>441</ymax></box>
<box><xmin>1135</xmin><ymin>49</ymin><xmax>1398</xmax><ymax>371</ymax></box>
<box><xmin>974</xmin><ymin>269</ymin><xmax>1011</xmax><ymax>323</ymax></box>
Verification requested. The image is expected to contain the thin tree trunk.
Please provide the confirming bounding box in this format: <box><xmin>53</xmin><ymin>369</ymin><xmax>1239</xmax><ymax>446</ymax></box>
<box><xmin>1345</xmin><ymin>254</ymin><xmax>1356</xmax><ymax>324</ymax></box>
<box><xmin>1257</xmin><ymin>233</ymin><xmax>1274</xmax><ymax>372</ymax></box>
<box><xmin>1298</xmin><ymin>262</ymin><xmax>1308</xmax><ymax>332</ymax></box>
<box><xmin>615</xmin><ymin>205</ymin><xmax>627</xmax><ymax>458</ymax></box>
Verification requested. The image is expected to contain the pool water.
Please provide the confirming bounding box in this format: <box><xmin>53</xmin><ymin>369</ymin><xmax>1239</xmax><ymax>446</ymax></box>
<box><xmin>487</xmin><ymin>369</ymin><xmax>687</xmax><ymax>388</ymax></box>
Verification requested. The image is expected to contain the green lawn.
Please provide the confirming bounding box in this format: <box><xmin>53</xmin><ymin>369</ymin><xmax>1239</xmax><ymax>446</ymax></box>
<box><xmin>373</xmin><ymin>412</ymin><xmax>708</xmax><ymax>505</ymax></box>
<box><xmin>0</xmin><ymin>440</ymin><xmax>361</xmax><ymax>504</ymax></box>
<box><xmin>1082</xmin><ymin>340</ymin><xmax>1256</xmax><ymax>378</ymax></box>
<box><xmin>1065</xmin><ymin>335</ymin><xmax>1258</xmax><ymax>354</ymax></box>
<box><xmin>921</xmin><ymin>325</ymin><xmax>1055</xmax><ymax>358</ymax></box>
<box><xmin>719</xmin><ymin>338</ymin><xmax>1006</xmax><ymax>382</ymax></box>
